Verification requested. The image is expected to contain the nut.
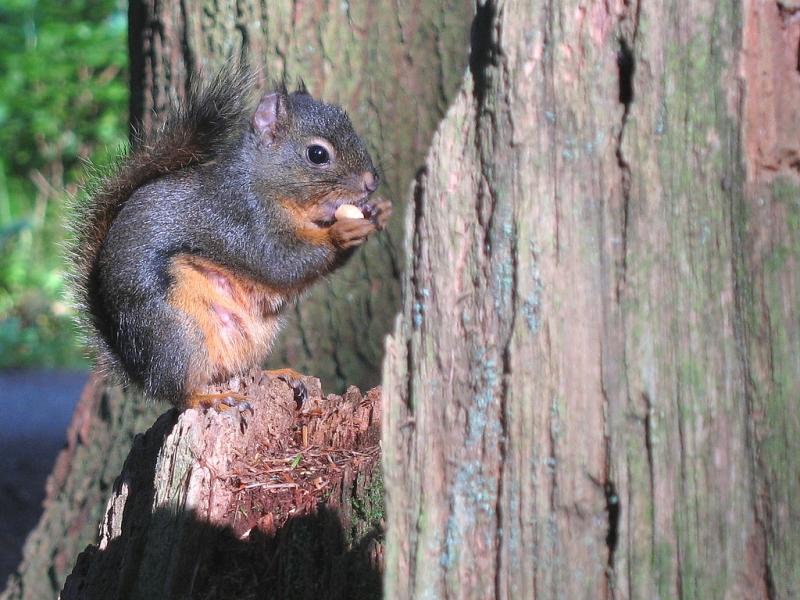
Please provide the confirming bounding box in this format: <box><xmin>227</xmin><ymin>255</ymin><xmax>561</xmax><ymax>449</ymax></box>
<box><xmin>334</xmin><ymin>204</ymin><xmax>364</xmax><ymax>220</ymax></box>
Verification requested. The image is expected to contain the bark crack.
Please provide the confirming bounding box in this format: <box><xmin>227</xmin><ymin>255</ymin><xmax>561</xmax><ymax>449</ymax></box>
<box><xmin>616</xmin><ymin>38</ymin><xmax>635</xmax><ymax>106</ymax></box>
<box><xmin>469</xmin><ymin>1</ymin><xmax>499</xmax><ymax>110</ymax></box>
<box><xmin>604</xmin><ymin>480</ymin><xmax>620</xmax><ymax>573</ymax></box>
<box><xmin>494</xmin><ymin>211</ymin><xmax>518</xmax><ymax>597</ymax></box>
<box><xmin>405</xmin><ymin>167</ymin><xmax>427</xmax><ymax>413</ymax></box>
<box><xmin>600</xmin><ymin>361</ymin><xmax>621</xmax><ymax>598</ymax></box>
<box><xmin>609</xmin><ymin>5</ymin><xmax>640</xmax><ymax>596</ymax></box>
<box><xmin>675</xmin><ymin>385</ymin><xmax>687</xmax><ymax>599</ymax></box>
<box><xmin>494</xmin><ymin>344</ymin><xmax>512</xmax><ymax>599</ymax></box>
<box><xmin>540</xmin><ymin>1</ymin><xmax>558</xmax><ymax>592</ymax></box>
<box><xmin>640</xmin><ymin>393</ymin><xmax>655</xmax><ymax>499</ymax></box>
<box><xmin>433</xmin><ymin>22</ymin><xmax>449</xmax><ymax>111</ymax></box>
<box><xmin>615</xmin><ymin>35</ymin><xmax>634</xmax><ymax>303</ymax></box>
<box><xmin>179</xmin><ymin>0</ymin><xmax>195</xmax><ymax>80</ymax></box>
<box><xmin>641</xmin><ymin>391</ymin><xmax>656</xmax><ymax>569</ymax></box>
<box><xmin>469</xmin><ymin>3</ymin><xmax>516</xmax><ymax>593</ymax></box>
<box><xmin>760</xmin><ymin>497</ymin><xmax>778</xmax><ymax>600</ymax></box>
<box><xmin>614</xmin><ymin>0</ymin><xmax>640</xmax><ymax>301</ymax></box>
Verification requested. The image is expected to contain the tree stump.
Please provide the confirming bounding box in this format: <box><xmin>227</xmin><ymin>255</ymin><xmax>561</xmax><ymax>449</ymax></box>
<box><xmin>60</xmin><ymin>371</ymin><xmax>383</xmax><ymax>600</ymax></box>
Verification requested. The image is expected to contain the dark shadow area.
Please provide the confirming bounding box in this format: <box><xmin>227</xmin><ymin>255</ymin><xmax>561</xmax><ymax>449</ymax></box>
<box><xmin>63</xmin><ymin>505</ymin><xmax>383</xmax><ymax>600</ymax></box>
<box><xmin>60</xmin><ymin>407</ymin><xmax>382</xmax><ymax>600</ymax></box>
<box><xmin>469</xmin><ymin>1</ymin><xmax>498</xmax><ymax>108</ymax></box>
<box><xmin>192</xmin><ymin>507</ymin><xmax>382</xmax><ymax>600</ymax></box>
<box><xmin>617</xmin><ymin>37</ymin><xmax>635</xmax><ymax>107</ymax></box>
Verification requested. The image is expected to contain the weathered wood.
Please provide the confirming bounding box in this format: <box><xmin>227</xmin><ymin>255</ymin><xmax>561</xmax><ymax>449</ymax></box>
<box><xmin>60</xmin><ymin>372</ymin><xmax>383</xmax><ymax>599</ymax></box>
<box><xmin>383</xmin><ymin>0</ymin><xmax>800</xmax><ymax>598</ymax></box>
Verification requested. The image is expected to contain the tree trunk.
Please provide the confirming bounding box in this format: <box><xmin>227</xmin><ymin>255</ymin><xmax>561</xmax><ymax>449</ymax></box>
<box><xmin>59</xmin><ymin>373</ymin><xmax>383</xmax><ymax>600</ymax></box>
<box><xmin>383</xmin><ymin>1</ymin><xmax>800</xmax><ymax>598</ymax></box>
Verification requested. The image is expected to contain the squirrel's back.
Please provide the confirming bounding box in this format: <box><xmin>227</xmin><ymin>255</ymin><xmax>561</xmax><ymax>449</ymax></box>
<box><xmin>70</xmin><ymin>66</ymin><xmax>255</xmax><ymax>336</ymax></box>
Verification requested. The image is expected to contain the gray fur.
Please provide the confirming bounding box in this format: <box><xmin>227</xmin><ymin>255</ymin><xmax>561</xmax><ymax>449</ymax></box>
<box><xmin>70</xmin><ymin>67</ymin><xmax>378</xmax><ymax>403</ymax></box>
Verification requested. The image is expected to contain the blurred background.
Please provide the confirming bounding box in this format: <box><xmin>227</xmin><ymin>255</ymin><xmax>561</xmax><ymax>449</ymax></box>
<box><xmin>0</xmin><ymin>0</ymin><xmax>128</xmax><ymax>586</ymax></box>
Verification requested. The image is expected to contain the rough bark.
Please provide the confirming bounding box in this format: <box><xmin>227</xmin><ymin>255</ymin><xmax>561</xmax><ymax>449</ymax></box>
<box><xmin>59</xmin><ymin>372</ymin><xmax>383</xmax><ymax>599</ymax></box>
<box><xmin>383</xmin><ymin>1</ymin><xmax>800</xmax><ymax>598</ymax></box>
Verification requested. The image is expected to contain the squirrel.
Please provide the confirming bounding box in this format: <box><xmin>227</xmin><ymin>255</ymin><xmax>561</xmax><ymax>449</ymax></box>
<box><xmin>70</xmin><ymin>67</ymin><xmax>391</xmax><ymax>409</ymax></box>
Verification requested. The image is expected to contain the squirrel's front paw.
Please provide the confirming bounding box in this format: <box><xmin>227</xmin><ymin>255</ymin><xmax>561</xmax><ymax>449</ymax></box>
<box><xmin>330</xmin><ymin>218</ymin><xmax>376</xmax><ymax>249</ymax></box>
<box><xmin>364</xmin><ymin>198</ymin><xmax>393</xmax><ymax>230</ymax></box>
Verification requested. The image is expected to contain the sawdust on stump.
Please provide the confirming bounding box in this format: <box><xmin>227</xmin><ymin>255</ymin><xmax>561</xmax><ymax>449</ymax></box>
<box><xmin>60</xmin><ymin>369</ymin><xmax>384</xmax><ymax>600</ymax></box>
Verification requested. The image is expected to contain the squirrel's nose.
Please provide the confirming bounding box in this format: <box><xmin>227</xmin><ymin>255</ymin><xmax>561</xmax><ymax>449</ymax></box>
<box><xmin>362</xmin><ymin>171</ymin><xmax>379</xmax><ymax>193</ymax></box>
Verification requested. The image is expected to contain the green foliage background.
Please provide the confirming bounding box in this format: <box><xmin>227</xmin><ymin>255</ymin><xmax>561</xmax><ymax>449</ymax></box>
<box><xmin>0</xmin><ymin>0</ymin><xmax>128</xmax><ymax>368</ymax></box>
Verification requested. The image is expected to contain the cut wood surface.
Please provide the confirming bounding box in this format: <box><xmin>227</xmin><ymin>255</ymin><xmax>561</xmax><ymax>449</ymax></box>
<box><xmin>59</xmin><ymin>371</ymin><xmax>383</xmax><ymax>600</ymax></box>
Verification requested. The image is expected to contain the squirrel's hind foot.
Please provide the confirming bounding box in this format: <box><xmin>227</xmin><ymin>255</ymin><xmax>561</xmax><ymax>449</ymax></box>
<box><xmin>263</xmin><ymin>368</ymin><xmax>308</xmax><ymax>407</ymax></box>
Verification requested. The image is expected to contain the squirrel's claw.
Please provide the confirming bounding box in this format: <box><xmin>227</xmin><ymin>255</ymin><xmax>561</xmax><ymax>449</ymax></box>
<box><xmin>372</xmin><ymin>198</ymin><xmax>393</xmax><ymax>230</ymax></box>
<box><xmin>362</xmin><ymin>197</ymin><xmax>392</xmax><ymax>231</ymax></box>
<box><xmin>222</xmin><ymin>396</ymin><xmax>254</xmax><ymax>415</ymax></box>
<box><xmin>264</xmin><ymin>368</ymin><xmax>308</xmax><ymax>408</ymax></box>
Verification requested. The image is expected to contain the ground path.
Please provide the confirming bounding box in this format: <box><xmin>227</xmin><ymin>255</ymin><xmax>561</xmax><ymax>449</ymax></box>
<box><xmin>0</xmin><ymin>370</ymin><xmax>87</xmax><ymax>588</ymax></box>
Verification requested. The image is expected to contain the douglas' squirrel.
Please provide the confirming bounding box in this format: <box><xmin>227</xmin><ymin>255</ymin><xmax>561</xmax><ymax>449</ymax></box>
<box><xmin>71</xmin><ymin>67</ymin><xmax>391</xmax><ymax>409</ymax></box>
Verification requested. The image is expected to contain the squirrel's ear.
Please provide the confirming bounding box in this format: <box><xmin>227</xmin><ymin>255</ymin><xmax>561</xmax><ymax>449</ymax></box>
<box><xmin>252</xmin><ymin>91</ymin><xmax>287</xmax><ymax>142</ymax></box>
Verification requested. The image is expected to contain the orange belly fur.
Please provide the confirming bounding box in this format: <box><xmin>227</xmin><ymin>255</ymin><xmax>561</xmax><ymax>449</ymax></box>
<box><xmin>167</xmin><ymin>254</ymin><xmax>297</xmax><ymax>389</ymax></box>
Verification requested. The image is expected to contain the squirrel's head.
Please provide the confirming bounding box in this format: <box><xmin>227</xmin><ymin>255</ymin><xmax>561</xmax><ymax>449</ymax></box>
<box><xmin>248</xmin><ymin>85</ymin><xmax>380</xmax><ymax>226</ymax></box>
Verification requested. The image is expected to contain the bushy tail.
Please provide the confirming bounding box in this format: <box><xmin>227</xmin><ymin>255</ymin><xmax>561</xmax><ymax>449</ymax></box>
<box><xmin>68</xmin><ymin>64</ymin><xmax>256</xmax><ymax>341</ymax></box>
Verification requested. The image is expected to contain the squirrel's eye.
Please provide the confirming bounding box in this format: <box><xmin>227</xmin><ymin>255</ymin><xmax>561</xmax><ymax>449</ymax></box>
<box><xmin>306</xmin><ymin>144</ymin><xmax>330</xmax><ymax>165</ymax></box>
